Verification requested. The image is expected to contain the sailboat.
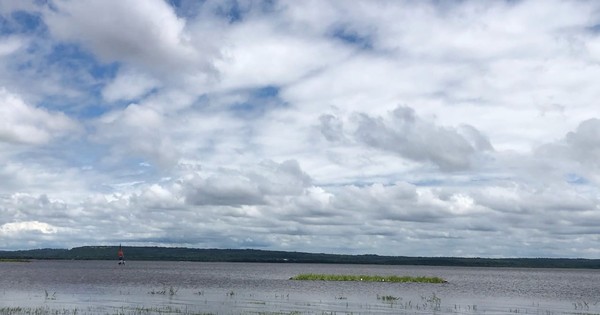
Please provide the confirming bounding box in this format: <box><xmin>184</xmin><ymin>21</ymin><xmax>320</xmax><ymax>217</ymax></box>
<box><xmin>118</xmin><ymin>244</ymin><xmax>125</xmax><ymax>265</ymax></box>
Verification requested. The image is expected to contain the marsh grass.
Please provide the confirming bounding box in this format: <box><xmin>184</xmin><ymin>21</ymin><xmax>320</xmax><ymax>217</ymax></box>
<box><xmin>0</xmin><ymin>305</ymin><xmax>215</xmax><ymax>315</ymax></box>
<box><xmin>377</xmin><ymin>294</ymin><xmax>400</xmax><ymax>302</ymax></box>
<box><xmin>147</xmin><ymin>286</ymin><xmax>178</xmax><ymax>296</ymax></box>
<box><xmin>0</xmin><ymin>306</ymin><xmax>77</xmax><ymax>315</ymax></box>
<box><xmin>375</xmin><ymin>293</ymin><xmax>443</xmax><ymax>311</ymax></box>
<box><xmin>0</xmin><ymin>259</ymin><xmax>29</xmax><ymax>263</ymax></box>
<box><xmin>290</xmin><ymin>274</ymin><xmax>447</xmax><ymax>283</ymax></box>
<box><xmin>44</xmin><ymin>290</ymin><xmax>56</xmax><ymax>300</ymax></box>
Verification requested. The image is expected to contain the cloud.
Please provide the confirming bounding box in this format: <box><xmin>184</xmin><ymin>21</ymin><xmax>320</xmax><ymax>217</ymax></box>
<box><xmin>320</xmin><ymin>106</ymin><xmax>493</xmax><ymax>171</ymax></box>
<box><xmin>560</xmin><ymin>118</ymin><xmax>600</xmax><ymax>168</ymax></box>
<box><xmin>184</xmin><ymin>159</ymin><xmax>311</xmax><ymax>206</ymax></box>
<box><xmin>535</xmin><ymin>118</ymin><xmax>600</xmax><ymax>183</ymax></box>
<box><xmin>0</xmin><ymin>36</ymin><xmax>23</xmax><ymax>56</ymax></box>
<box><xmin>45</xmin><ymin>0</ymin><xmax>189</xmax><ymax>67</ymax></box>
<box><xmin>0</xmin><ymin>1</ymin><xmax>39</xmax><ymax>15</ymax></box>
<box><xmin>213</xmin><ymin>17</ymin><xmax>352</xmax><ymax>91</ymax></box>
<box><xmin>101</xmin><ymin>68</ymin><xmax>160</xmax><ymax>102</ymax></box>
<box><xmin>0</xmin><ymin>88</ymin><xmax>80</xmax><ymax>145</ymax></box>
<box><xmin>2</xmin><ymin>0</ymin><xmax>600</xmax><ymax>258</ymax></box>
<box><xmin>92</xmin><ymin>103</ymin><xmax>177</xmax><ymax>167</ymax></box>
<box><xmin>0</xmin><ymin>220</ymin><xmax>58</xmax><ymax>235</ymax></box>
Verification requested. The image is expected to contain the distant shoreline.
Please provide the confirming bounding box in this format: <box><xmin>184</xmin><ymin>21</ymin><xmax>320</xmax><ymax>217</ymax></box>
<box><xmin>0</xmin><ymin>246</ymin><xmax>598</xmax><ymax>269</ymax></box>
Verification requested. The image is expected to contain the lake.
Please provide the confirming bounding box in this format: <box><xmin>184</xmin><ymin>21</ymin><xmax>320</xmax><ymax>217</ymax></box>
<box><xmin>0</xmin><ymin>260</ymin><xmax>598</xmax><ymax>314</ymax></box>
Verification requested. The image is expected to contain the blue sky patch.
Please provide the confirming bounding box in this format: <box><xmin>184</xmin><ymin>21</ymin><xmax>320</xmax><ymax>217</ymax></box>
<box><xmin>35</xmin><ymin>43</ymin><xmax>118</xmax><ymax>115</ymax></box>
<box><xmin>229</xmin><ymin>85</ymin><xmax>286</xmax><ymax>119</ymax></box>
<box><xmin>211</xmin><ymin>0</ymin><xmax>277</xmax><ymax>23</ymax></box>
<box><xmin>11</xmin><ymin>10</ymin><xmax>45</xmax><ymax>34</ymax></box>
<box><xmin>167</xmin><ymin>0</ymin><xmax>206</xmax><ymax>19</ymax></box>
<box><xmin>330</xmin><ymin>25</ymin><xmax>374</xmax><ymax>50</ymax></box>
<box><xmin>588</xmin><ymin>24</ymin><xmax>600</xmax><ymax>33</ymax></box>
<box><xmin>0</xmin><ymin>10</ymin><xmax>45</xmax><ymax>35</ymax></box>
<box><xmin>565</xmin><ymin>173</ymin><xmax>588</xmax><ymax>185</ymax></box>
<box><xmin>46</xmin><ymin>43</ymin><xmax>113</xmax><ymax>78</ymax></box>
<box><xmin>214</xmin><ymin>0</ymin><xmax>245</xmax><ymax>23</ymax></box>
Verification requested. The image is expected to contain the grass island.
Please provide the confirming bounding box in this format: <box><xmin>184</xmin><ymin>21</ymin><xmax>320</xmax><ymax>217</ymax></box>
<box><xmin>0</xmin><ymin>258</ymin><xmax>29</xmax><ymax>263</ymax></box>
<box><xmin>290</xmin><ymin>273</ymin><xmax>447</xmax><ymax>283</ymax></box>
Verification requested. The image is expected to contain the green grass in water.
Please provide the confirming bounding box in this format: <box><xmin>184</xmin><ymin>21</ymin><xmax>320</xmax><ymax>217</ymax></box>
<box><xmin>290</xmin><ymin>274</ymin><xmax>447</xmax><ymax>283</ymax></box>
<box><xmin>0</xmin><ymin>259</ymin><xmax>29</xmax><ymax>263</ymax></box>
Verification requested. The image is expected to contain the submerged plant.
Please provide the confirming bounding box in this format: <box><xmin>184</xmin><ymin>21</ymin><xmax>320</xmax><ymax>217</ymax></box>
<box><xmin>422</xmin><ymin>293</ymin><xmax>442</xmax><ymax>311</ymax></box>
<box><xmin>377</xmin><ymin>294</ymin><xmax>400</xmax><ymax>302</ymax></box>
<box><xmin>147</xmin><ymin>286</ymin><xmax>178</xmax><ymax>296</ymax></box>
<box><xmin>147</xmin><ymin>289</ymin><xmax>166</xmax><ymax>295</ymax></box>
<box><xmin>44</xmin><ymin>290</ymin><xmax>56</xmax><ymax>300</ymax></box>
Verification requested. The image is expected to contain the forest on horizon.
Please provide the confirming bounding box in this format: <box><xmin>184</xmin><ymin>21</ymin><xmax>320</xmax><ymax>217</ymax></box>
<box><xmin>1</xmin><ymin>246</ymin><xmax>599</xmax><ymax>269</ymax></box>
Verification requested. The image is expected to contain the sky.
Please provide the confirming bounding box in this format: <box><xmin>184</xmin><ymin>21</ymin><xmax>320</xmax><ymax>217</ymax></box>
<box><xmin>1</xmin><ymin>0</ymin><xmax>600</xmax><ymax>258</ymax></box>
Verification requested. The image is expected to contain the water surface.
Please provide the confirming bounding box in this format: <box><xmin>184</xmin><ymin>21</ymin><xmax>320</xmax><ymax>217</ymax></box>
<box><xmin>0</xmin><ymin>260</ymin><xmax>598</xmax><ymax>314</ymax></box>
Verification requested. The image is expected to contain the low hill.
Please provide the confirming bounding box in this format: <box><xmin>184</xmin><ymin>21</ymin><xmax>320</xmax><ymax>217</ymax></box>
<box><xmin>0</xmin><ymin>246</ymin><xmax>599</xmax><ymax>268</ymax></box>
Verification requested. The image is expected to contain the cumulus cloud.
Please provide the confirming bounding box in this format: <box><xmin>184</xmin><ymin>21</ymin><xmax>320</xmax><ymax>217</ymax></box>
<box><xmin>45</xmin><ymin>0</ymin><xmax>191</xmax><ymax>68</ymax></box>
<box><xmin>92</xmin><ymin>103</ymin><xmax>177</xmax><ymax>167</ymax></box>
<box><xmin>184</xmin><ymin>160</ymin><xmax>311</xmax><ymax>206</ymax></box>
<box><xmin>213</xmin><ymin>17</ymin><xmax>353</xmax><ymax>91</ymax></box>
<box><xmin>2</xmin><ymin>0</ymin><xmax>600</xmax><ymax>258</ymax></box>
<box><xmin>320</xmin><ymin>106</ymin><xmax>493</xmax><ymax>171</ymax></box>
<box><xmin>0</xmin><ymin>36</ymin><xmax>23</xmax><ymax>57</ymax></box>
<box><xmin>0</xmin><ymin>221</ymin><xmax>58</xmax><ymax>235</ymax></box>
<box><xmin>101</xmin><ymin>68</ymin><xmax>160</xmax><ymax>102</ymax></box>
<box><xmin>0</xmin><ymin>88</ymin><xmax>79</xmax><ymax>145</ymax></box>
<box><xmin>535</xmin><ymin>118</ymin><xmax>600</xmax><ymax>183</ymax></box>
<box><xmin>558</xmin><ymin>118</ymin><xmax>600</xmax><ymax>168</ymax></box>
<box><xmin>0</xmin><ymin>1</ymin><xmax>39</xmax><ymax>15</ymax></box>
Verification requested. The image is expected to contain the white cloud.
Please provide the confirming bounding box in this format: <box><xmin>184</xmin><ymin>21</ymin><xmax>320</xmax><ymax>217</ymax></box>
<box><xmin>0</xmin><ymin>1</ymin><xmax>38</xmax><ymax>14</ymax></box>
<box><xmin>0</xmin><ymin>36</ymin><xmax>23</xmax><ymax>56</ymax></box>
<box><xmin>44</xmin><ymin>0</ymin><xmax>220</xmax><ymax>93</ymax></box>
<box><xmin>213</xmin><ymin>18</ymin><xmax>353</xmax><ymax>91</ymax></box>
<box><xmin>46</xmin><ymin>0</ymin><xmax>190</xmax><ymax>68</ymax></box>
<box><xmin>535</xmin><ymin>118</ymin><xmax>600</xmax><ymax>183</ymax></box>
<box><xmin>0</xmin><ymin>221</ymin><xmax>59</xmax><ymax>235</ymax></box>
<box><xmin>92</xmin><ymin>103</ymin><xmax>176</xmax><ymax>167</ymax></box>
<box><xmin>2</xmin><ymin>0</ymin><xmax>600</xmax><ymax>258</ymax></box>
<box><xmin>102</xmin><ymin>68</ymin><xmax>160</xmax><ymax>102</ymax></box>
<box><xmin>319</xmin><ymin>106</ymin><xmax>493</xmax><ymax>171</ymax></box>
<box><xmin>184</xmin><ymin>159</ymin><xmax>311</xmax><ymax>206</ymax></box>
<box><xmin>0</xmin><ymin>88</ymin><xmax>79</xmax><ymax>145</ymax></box>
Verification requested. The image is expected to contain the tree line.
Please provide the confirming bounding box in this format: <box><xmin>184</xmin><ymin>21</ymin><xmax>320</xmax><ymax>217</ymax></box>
<box><xmin>0</xmin><ymin>246</ymin><xmax>599</xmax><ymax>268</ymax></box>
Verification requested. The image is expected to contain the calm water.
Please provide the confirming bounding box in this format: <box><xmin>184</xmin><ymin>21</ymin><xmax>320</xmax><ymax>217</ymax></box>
<box><xmin>0</xmin><ymin>260</ymin><xmax>598</xmax><ymax>314</ymax></box>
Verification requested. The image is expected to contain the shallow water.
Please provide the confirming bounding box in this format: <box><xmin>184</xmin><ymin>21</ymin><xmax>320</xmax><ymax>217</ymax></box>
<box><xmin>0</xmin><ymin>260</ymin><xmax>598</xmax><ymax>314</ymax></box>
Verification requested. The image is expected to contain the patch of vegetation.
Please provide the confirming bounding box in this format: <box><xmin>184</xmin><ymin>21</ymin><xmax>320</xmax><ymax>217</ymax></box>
<box><xmin>290</xmin><ymin>274</ymin><xmax>447</xmax><ymax>283</ymax></box>
<box><xmin>0</xmin><ymin>258</ymin><xmax>29</xmax><ymax>262</ymax></box>
<box><xmin>44</xmin><ymin>290</ymin><xmax>56</xmax><ymax>300</ymax></box>
<box><xmin>147</xmin><ymin>286</ymin><xmax>178</xmax><ymax>296</ymax></box>
<box><xmin>377</xmin><ymin>294</ymin><xmax>400</xmax><ymax>301</ymax></box>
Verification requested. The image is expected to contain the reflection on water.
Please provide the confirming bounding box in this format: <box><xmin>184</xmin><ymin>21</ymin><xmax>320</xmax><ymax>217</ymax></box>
<box><xmin>0</xmin><ymin>260</ymin><xmax>598</xmax><ymax>314</ymax></box>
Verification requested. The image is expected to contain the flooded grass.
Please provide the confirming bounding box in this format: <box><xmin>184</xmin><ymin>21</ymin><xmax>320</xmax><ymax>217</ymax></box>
<box><xmin>290</xmin><ymin>273</ymin><xmax>447</xmax><ymax>283</ymax></box>
<box><xmin>0</xmin><ymin>306</ymin><xmax>216</xmax><ymax>315</ymax></box>
<box><xmin>377</xmin><ymin>294</ymin><xmax>400</xmax><ymax>301</ymax></box>
<box><xmin>147</xmin><ymin>286</ymin><xmax>178</xmax><ymax>296</ymax></box>
<box><xmin>0</xmin><ymin>259</ymin><xmax>29</xmax><ymax>263</ymax></box>
<box><xmin>0</xmin><ymin>293</ymin><xmax>597</xmax><ymax>315</ymax></box>
<box><xmin>1</xmin><ymin>290</ymin><xmax>446</xmax><ymax>315</ymax></box>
